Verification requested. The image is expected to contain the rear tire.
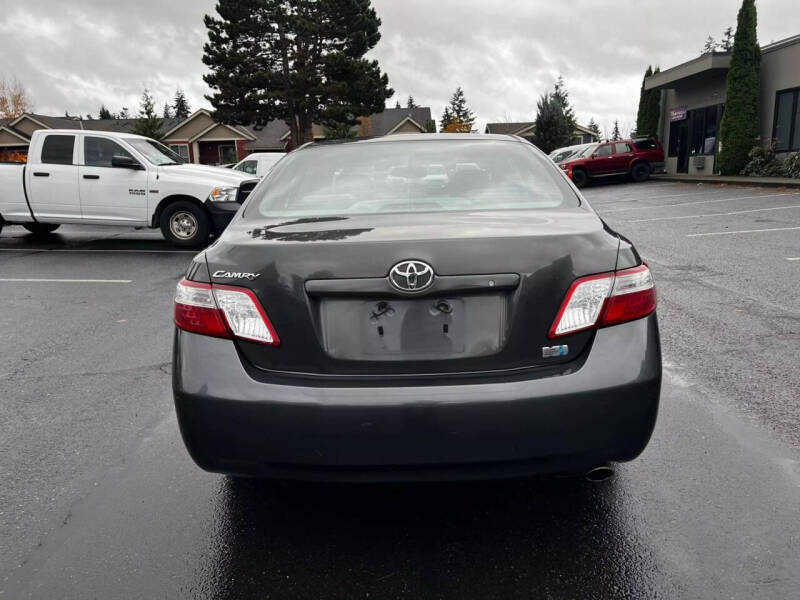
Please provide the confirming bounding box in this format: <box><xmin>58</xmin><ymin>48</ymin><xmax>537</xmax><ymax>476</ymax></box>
<box><xmin>571</xmin><ymin>168</ymin><xmax>588</xmax><ymax>188</ymax></box>
<box><xmin>630</xmin><ymin>162</ymin><xmax>651</xmax><ymax>183</ymax></box>
<box><xmin>23</xmin><ymin>223</ymin><xmax>60</xmax><ymax>235</ymax></box>
<box><xmin>160</xmin><ymin>200</ymin><xmax>211</xmax><ymax>248</ymax></box>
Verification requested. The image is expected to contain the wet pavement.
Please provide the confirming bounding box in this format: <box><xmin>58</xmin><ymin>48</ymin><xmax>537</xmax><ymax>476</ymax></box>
<box><xmin>1</xmin><ymin>180</ymin><xmax>799</xmax><ymax>599</ymax></box>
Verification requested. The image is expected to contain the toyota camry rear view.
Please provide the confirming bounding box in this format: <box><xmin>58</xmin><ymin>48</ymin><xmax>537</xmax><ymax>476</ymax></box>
<box><xmin>172</xmin><ymin>134</ymin><xmax>661</xmax><ymax>481</ymax></box>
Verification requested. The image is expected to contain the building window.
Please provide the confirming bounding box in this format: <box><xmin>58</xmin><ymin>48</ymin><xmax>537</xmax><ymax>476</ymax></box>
<box><xmin>169</xmin><ymin>144</ymin><xmax>189</xmax><ymax>161</ymax></box>
<box><xmin>687</xmin><ymin>104</ymin><xmax>723</xmax><ymax>156</ymax></box>
<box><xmin>773</xmin><ymin>88</ymin><xmax>800</xmax><ymax>151</ymax></box>
<box><xmin>668</xmin><ymin>121</ymin><xmax>682</xmax><ymax>157</ymax></box>
<box><xmin>218</xmin><ymin>144</ymin><xmax>237</xmax><ymax>165</ymax></box>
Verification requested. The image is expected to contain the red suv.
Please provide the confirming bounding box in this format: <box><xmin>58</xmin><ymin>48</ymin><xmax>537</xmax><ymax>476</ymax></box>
<box><xmin>559</xmin><ymin>138</ymin><xmax>665</xmax><ymax>188</ymax></box>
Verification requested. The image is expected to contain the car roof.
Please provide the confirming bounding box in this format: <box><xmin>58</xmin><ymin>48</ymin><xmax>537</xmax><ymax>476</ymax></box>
<box><xmin>307</xmin><ymin>133</ymin><xmax>526</xmax><ymax>148</ymax></box>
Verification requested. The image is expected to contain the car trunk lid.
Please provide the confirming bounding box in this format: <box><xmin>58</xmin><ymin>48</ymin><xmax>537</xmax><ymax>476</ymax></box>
<box><xmin>204</xmin><ymin>209</ymin><xmax>620</xmax><ymax>377</ymax></box>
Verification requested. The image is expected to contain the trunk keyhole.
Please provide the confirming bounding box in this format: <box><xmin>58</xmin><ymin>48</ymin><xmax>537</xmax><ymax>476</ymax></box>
<box><xmin>435</xmin><ymin>301</ymin><xmax>453</xmax><ymax>314</ymax></box>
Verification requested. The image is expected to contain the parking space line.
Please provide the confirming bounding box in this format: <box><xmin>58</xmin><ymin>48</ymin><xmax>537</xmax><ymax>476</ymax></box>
<box><xmin>600</xmin><ymin>192</ymin><xmax>798</xmax><ymax>214</ymax></box>
<box><xmin>0</xmin><ymin>278</ymin><xmax>132</xmax><ymax>283</ymax></box>
<box><xmin>587</xmin><ymin>188</ymin><xmax>748</xmax><ymax>205</ymax></box>
<box><xmin>0</xmin><ymin>249</ymin><xmax>195</xmax><ymax>254</ymax></box>
<box><xmin>628</xmin><ymin>204</ymin><xmax>800</xmax><ymax>223</ymax></box>
<box><xmin>687</xmin><ymin>226</ymin><xmax>800</xmax><ymax>237</ymax></box>
<box><xmin>787</xmin><ymin>257</ymin><xmax>800</xmax><ymax>261</ymax></box>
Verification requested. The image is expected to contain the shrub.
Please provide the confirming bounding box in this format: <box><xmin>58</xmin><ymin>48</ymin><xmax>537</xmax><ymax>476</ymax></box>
<box><xmin>781</xmin><ymin>152</ymin><xmax>800</xmax><ymax>178</ymax></box>
<box><xmin>740</xmin><ymin>142</ymin><xmax>782</xmax><ymax>176</ymax></box>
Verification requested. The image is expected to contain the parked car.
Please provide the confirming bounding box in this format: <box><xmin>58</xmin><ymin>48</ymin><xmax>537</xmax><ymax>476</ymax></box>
<box><xmin>172</xmin><ymin>133</ymin><xmax>661</xmax><ymax>481</ymax></box>
<box><xmin>549</xmin><ymin>143</ymin><xmax>592</xmax><ymax>164</ymax></box>
<box><xmin>0</xmin><ymin>130</ymin><xmax>257</xmax><ymax>247</ymax></box>
<box><xmin>232</xmin><ymin>152</ymin><xmax>286</xmax><ymax>177</ymax></box>
<box><xmin>559</xmin><ymin>138</ymin><xmax>665</xmax><ymax>187</ymax></box>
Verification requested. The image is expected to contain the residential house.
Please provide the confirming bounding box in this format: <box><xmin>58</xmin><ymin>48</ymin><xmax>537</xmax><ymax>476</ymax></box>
<box><xmin>0</xmin><ymin>106</ymin><xmax>434</xmax><ymax>164</ymax></box>
<box><xmin>483</xmin><ymin>122</ymin><xmax>600</xmax><ymax>145</ymax></box>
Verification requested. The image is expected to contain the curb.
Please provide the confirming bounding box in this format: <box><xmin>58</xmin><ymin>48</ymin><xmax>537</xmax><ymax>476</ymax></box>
<box><xmin>651</xmin><ymin>175</ymin><xmax>800</xmax><ymax>189</ymax></box>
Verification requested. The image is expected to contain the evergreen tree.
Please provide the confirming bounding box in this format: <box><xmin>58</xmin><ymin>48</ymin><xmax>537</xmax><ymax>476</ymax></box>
<box><xmin>394</xmin><ymin>100</ymin><xmax>401</xmax><ymax>109</ymax></box>
<box><xmin>718</xmin><ymin>0</ymin><xmax>760</xmax><ymax>175</ymax></box>
<box><xmin>131</xmin><ymin>89</ymin><xmax>164</xmax><ymax>140</ymax></box>
<box><xmin>721</xmin><ymin>27</ymin><xmax>735</xmax><ymax>51</ymax></box>
<box><xmin>635</xmin><ymin>66</ymin><xmax>653</xmax><ymax>136</ymax></box>
<box><xmin>172</xmin><ymin>89</ymin><xmax>190</xmax><ymax>119</ymax></box>
<box><xmin>611</xmin><ymin>120</ymin><xmax>621</xmax><ymax>141</ymax></box>
<box><xmin>440</xmin><ymin>87</ymin><xmax>475</xmax><ymax>133</ymax></box>
<box><xmin>587</xmin><ymin>118</ymin><xmax>601</xmax><ymax>139</ymax></box>
<box><xmin>98</xmin><ymin>104</ymin><xmax>112</xmax><ymax>119</ymax></box>
<box><xmin>406</xmin><ymin>95</ymin><xmax>418</xmax><ymax>109</ymax></box>
<box><xmin>163</xmin><ymin>102</ymin><xmax>173</xmax><ymax>119</ymax></box>
<box><xmin>203</xmin><ymin>0</ymin><xmax>392</xmax><ymax>147</ymax></box>
<box><xmin>323</xmin><ymin>121</ymin><xmax>357</xmax><ymax>139</ymax></box>
<box><xmin>532</xmin><ymin>79</ymin><xmax>576</xmax><ymax>153</ymax></box>
<box><xmin>701</xmin><ymin>35</ymin><xmax>718</xmax><ymax>54</ymax></box>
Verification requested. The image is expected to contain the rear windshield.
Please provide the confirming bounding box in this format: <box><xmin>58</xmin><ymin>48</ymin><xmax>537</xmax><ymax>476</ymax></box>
<box><xmin>243</xmin><ymin>139</ymin><xmax>577</xmax><ymax>219</ymax></box>
<box><xmin>633</xmin><ymin>138</ymin><xmax>658</xmax><ymax>150</ymax></box>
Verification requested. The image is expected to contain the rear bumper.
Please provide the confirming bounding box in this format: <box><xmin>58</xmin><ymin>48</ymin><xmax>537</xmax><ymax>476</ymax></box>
<box><xmin>173</xmin><ymin>315</ymin><xmax>661</xmax><ymax>481</ymax></box>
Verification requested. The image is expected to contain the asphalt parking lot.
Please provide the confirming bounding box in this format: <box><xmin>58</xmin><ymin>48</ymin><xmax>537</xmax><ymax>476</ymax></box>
<box><xmin>1</xmin><ymin>180</ymin><xmax>799</xmax><ymax>599</ymax></box>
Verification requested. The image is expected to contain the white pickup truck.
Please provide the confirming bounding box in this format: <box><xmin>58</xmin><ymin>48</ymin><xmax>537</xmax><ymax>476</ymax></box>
<box><xmin>0</xmin><ymin>129</ymin><xmax>258</xmax><ymax>247</ymax></box>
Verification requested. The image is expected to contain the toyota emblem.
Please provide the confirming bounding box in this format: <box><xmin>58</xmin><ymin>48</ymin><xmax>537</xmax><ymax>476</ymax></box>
<box><xmin>389</xmin><ymin>260</ymin><xmax>435</xmax><ymax>292</ymax></box>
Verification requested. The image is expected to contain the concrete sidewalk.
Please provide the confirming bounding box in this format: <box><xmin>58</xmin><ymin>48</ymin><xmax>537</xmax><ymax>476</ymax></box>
<box><xmin>652</xmin><ymin>173</ymin><xmax>800</xmax><ymax>188</ymax></box>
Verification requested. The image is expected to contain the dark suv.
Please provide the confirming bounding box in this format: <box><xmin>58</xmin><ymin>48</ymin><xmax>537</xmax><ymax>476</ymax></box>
<box><xmin>560</xmin><ymin>138</ymin><xmax>665</xmax><ymax>187</ymax></box>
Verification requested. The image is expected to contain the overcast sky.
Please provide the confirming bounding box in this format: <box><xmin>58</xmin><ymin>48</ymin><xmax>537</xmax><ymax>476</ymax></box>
<box><xmin>1</xmin><ymin>0</ymin><xmax>798</xmax><ymax>136</ymax></box>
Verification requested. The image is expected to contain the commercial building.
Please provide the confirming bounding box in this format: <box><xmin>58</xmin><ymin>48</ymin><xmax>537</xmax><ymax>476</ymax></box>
<box><xmin>645</xmin><ymin>33</ymin><xmax>800</xmax><ymax>175</ymax></box>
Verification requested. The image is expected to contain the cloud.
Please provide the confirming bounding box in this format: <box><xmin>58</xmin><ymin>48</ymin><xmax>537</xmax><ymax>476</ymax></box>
<box><xmin>1</xmin><ymin>0</ymin><xmax>798</xmax><ymax>132</ymax></box>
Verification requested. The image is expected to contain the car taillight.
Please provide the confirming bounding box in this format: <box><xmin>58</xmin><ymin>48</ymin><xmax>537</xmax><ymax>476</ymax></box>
<box><xmin>549</xmin><ymin>264</ymin><xmax>656</xmax><ymax>339</ymax></box>
<box><xmin>174</xmin><ymin>279</ymin><xmax>280</xmax><ymax>346</ymax></box>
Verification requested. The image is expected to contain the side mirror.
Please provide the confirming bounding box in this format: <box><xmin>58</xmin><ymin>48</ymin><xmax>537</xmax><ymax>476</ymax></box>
<box><xmin>111</xmin><ymin>154</ymin><xmax>142</xmax><ymax>170</ymax></box>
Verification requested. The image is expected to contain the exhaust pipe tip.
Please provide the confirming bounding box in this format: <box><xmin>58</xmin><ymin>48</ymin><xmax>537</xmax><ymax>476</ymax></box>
<box><xmin>585</xmin><ymin>465</ymin><xmax>614</xmax><ymax>483</ymax></box>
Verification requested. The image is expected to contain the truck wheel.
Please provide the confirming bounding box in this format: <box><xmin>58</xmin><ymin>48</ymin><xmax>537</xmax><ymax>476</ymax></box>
<box><xmin>23</xmin><ymin>223</ymin><xmax>60</xmax><ymax>235</ymax></box>
<box><xmin>571</xmin><ymin>168</ymin><xmax>588</xmax><ymax>188</ymax></box>
<box><xmin>630</xmin><ymin>162</ymin><xmax>651</xmax><ymax>183</ymax></box>
<box><xmin>160</xmin><ymin>200</ymin><xmax>211</xmax><ymax>248</ymax></box>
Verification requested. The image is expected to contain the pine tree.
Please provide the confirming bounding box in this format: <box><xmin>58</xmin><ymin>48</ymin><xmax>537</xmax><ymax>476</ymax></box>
<box><xmin>718</xmin><ymin>0</ymin><xmax>760</xmax><ymax>175</ymax></box>
<box><xmin>172</xmin><ymin>89</ymin><xmax>190</xmax><ymax>119</ymax></box>
<box><xmin>131</xmin><ymin>89</ymin><xmax>164</xmax><ymax>140</ymax></box>
<box><xmin>532</xmin><ymin>79</ymin><xmax>576</xmax><ymax>153</ymax></box>
<box><xmin>587</xmin><ymin>118</ymin><xmax>601</xmax><ymax>139</ymax></box>
<box><xmin>395</xmin><ymin>100</ymin><xmax>401</xmax><ymax>109</ymax></box>
<box><xmin>163</xmin><ymin>102</ymin><xmax>173</xmax><ymax>119</ymax></box>
<box><xmin>721</xmin><ymin>27</ymin><xmax>735</xmax><ymax>51</ymax></box>
<box><xmin>98</xmin><ymin>105</ymin><xmax>112</xmax><ymax>120</ymax></box>
<box><xmin>611</xmin><ymin>120</ymin><xmax>621</xmax><ymax>141</ymax></box>
<box><xmin>203</xmin><ymin>0</ymin><xmax>392</xmax><ymax>147</ymax></box>
<box><xmin>406</xmin><ymin>95</ymin><xmax>418</xmax><ymax>109</ymax></box>
<box><xmin>701</xmin><ymin>35</ymin><xmax>718</xmax><ymax>55</ymax></box>
<box><xmin>440</xmin><ymin>87</ymin><xmax>475</xmax><ymax>133</ymax></box>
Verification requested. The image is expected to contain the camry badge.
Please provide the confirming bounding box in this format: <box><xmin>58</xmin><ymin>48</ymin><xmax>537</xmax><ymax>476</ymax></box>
<box><xmin>212</xmin><ymin>270</ymin><xmax>260</xmax><ymax>281</ymax></box>
<box><xmin>389</xmin><ymin>260</ymin><xmax>434</xmax><ymax>292</ymax></box>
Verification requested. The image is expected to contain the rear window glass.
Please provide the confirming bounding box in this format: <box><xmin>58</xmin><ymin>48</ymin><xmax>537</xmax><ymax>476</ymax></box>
<box><xmin>244</xmin><ymin>140</ymin><xmax>576</xmax><ymax>219</ymax></box>
<box><xmin>41</xmin><ymin>135</ymin><xmax>75</xmax><ymax>165</ymax></box>
<box><xmin>633</xmin><ymin>138</ymin><xmax>658</xmax><ymax>150</ymax></box>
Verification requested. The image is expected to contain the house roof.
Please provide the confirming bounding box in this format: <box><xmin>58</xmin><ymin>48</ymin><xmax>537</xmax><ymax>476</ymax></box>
<box><xmin>368</xmin><ymin>107</ymin><xmax>432</xmax><ymax>135</ymax></box>
<box><xmin>484</xmin><ymin>122</ymin><xmax>534</xmax><ymax>135</ymax></box>
<box><xmin>1</xmin><ymin>106</ymin><xmax>435</xmax><ymax>150</ymax></box>
<box><xmin>484</xmin><ymin>121</ymin><xmax>598</xmax><ymax>139</ymax></box>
